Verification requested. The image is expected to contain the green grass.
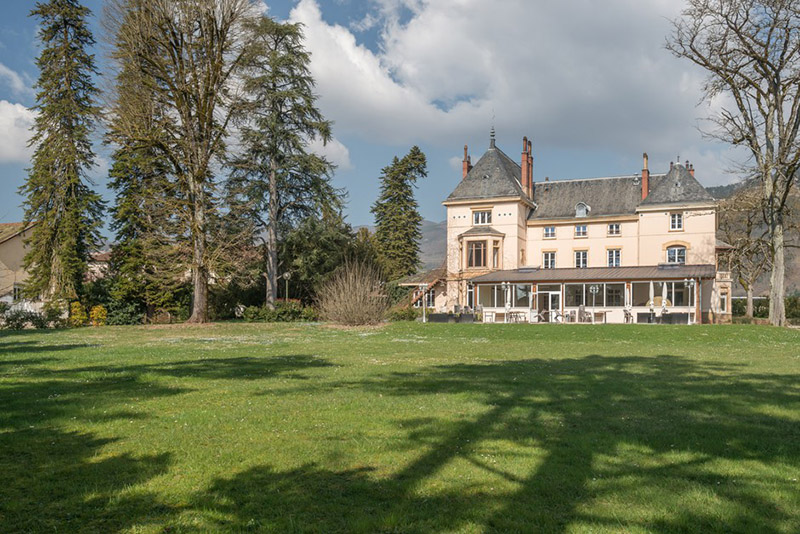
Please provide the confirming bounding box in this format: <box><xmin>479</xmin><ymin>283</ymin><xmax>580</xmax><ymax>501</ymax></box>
<box><xmin>1</xmin><ymin>323</ymin><xmax>798</xmax><ymax>533</ymax></box>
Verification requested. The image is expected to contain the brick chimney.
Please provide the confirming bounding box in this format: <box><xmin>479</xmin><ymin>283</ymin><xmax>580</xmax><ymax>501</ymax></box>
<box><xmin>641</xmin><ymin>152</ymin><xmax>649</xmax><ymax>200</ymax></box>
<box><xmin>689</xmin><ymin>163</ymin><xmax>695</xmax><ymax>177</ymax></box>
<box><xmin>521</xmin><ymin>137</ymin><xmax>529</xmax><ymax>196</ymax></box>
<box><xmin>462</xmin><ymin>145</ymin><xmax>472</xmax><ymax>179</ymax></box>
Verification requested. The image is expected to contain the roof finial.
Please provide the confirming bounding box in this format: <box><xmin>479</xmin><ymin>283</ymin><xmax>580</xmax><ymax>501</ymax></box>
<box><xmin>489</xmin><ymin>126</ymin><xmax>496</xmax><ymax>148</ymax></box>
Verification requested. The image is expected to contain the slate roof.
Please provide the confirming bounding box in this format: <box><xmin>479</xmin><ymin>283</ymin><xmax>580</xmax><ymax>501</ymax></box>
<box><xmin>470</xmin><ymin>264</ymin><xmax>717</xmax><ymax>283</ymax></box>
<box><xmin>459</xmin><ymin>226</ymin><xmax>505</xmax><ymax>237</ymax></box>
<box><xmin>529</xmin><ymin>175</ymin><xmax>657</xmax><ymax>220</ymax></box>
<box><xmin>445</xmin><ymin>143</ymin><xmax>527</xmax><ymax>202</ymax></box>
<box><xmin>641</xmin><ymin>164</ymin><xmax>714</xmax><ymax>206</ymax></box>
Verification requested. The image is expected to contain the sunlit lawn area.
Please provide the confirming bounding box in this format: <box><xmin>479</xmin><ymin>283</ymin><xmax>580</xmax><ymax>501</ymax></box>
<box><xmin>1</xmin><ymin>322</ymin><xmax>798</xmax><ymax>533</ymax></box>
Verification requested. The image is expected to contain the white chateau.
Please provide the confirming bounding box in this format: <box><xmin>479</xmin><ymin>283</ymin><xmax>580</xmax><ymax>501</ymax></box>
<box><xmin>418</xmin><ymin>130</ymin><xmax>733</xmax><ymax>324</ymax></box>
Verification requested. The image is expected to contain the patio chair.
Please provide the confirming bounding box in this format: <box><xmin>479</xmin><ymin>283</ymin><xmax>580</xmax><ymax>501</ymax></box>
<box><xmin>578</xmin><ymin>305</ymin><xmax>592</xmax><ymax>323</ymax></box>
<box><xmin>623</xmin><ymin>308</ymin><xmax>633</xmax><ymax>324</ymax></box>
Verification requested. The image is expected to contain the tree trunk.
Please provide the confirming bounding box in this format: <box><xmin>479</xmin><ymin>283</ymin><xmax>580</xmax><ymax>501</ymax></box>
<box><xmin>745</xmin><ymin>285</ymin><xmax>753</xmax><ymax>318</ymax></box>
<box><xmin>188</xmin><ymin>178</ymin><xmax>209</xmax><ymax>323</ymax></box>
<box><xmin>768</xmin><ymin>214</ymin><xmax>786</xmax><ymax>326</ymax></box>
<box><xmin>265</xmin><ymin>160</ymin><xmax>278</xmax><ymax>309</ymax></box>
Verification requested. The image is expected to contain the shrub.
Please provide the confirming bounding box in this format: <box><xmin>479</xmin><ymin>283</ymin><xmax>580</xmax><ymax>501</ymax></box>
<box><xmin>90</xmin><ymin>305</ymin><xmax>108</xmax><ymax>326</ymax></box>
<box><xmin>69</xmin><ymin>301</ymin><xmax>87</xmax><ymax>327</ymax></box>
<box><xmin>42</xmin><ymin>302</ymin><xmax>67</xmax><ymax>328</ymax></box>
<box><xmin>3</xmin><ymin>310</ymin><xmax>48</xmax><ymax>330</ymax></box>
<box><xmin>387</xmin><ymin>306</ymin><xmax>420</xmax><ymax>322</ymax></box>
<box><xmin>317</xmin><ymin>260</ymin><xmax>388</xmax><ymax>326</ymax></box>
<box><xmin>106</xmin><ymin>301</ymin><xmax>145</xmax><ymax>325</ymax></box>
<box><xmin>242</xmin><ymin>301</ymin><xmax>318</xmax><ymax>323</ymax></box>
<box><xmin>0</xmin><ymin>301</ymin><xmax>9</xmax><ymax>320</ymax></box>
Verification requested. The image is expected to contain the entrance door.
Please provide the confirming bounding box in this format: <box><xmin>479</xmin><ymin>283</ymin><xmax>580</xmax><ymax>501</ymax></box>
<box><xmin>549</xmin><ymin>293</ymin><xmax>561</xmax><ymax>322</ymax></box>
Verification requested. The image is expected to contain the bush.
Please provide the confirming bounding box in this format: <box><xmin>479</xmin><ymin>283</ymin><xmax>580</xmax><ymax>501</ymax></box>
<box><xmin>90</xmin><ymin>305</ymin><xmax>108</xmax><ymax>326</ymax></box>
<box><xmin>242</xmin><ymin>301</ymin><xmax>318</xmax><ymax>323</ymax></box>
<box><xmin>0</xmin><ymin>301</ymin><xmax>9</xmax><ymax>320</ymax></box>
<box><xmin>69</xmin><ymin>301</ymin><xmax>87</xmax><ymax>327</ymax></box>
<box><xmin>106</xmin><ymin>301</ymin><xmax>145</xmax><ymax>325</ymax></box>
<box><xmin>387</xmin><ymin>306</ymin><xmax>420</xmax><ymax>322</ymax></box>
<box><xmin>317</xmin><ymin>260</ymin><xmax>388</xmax><ymax>326</ymax></box>
<box><xmin>42</xmin><ymin>302</ymin><xmax>67</xmax><ymax>329</ymax></box>
<box><xmin>3</xmin><ymin>310</ymin><xmax>48</xmax><ymax>330</ymax></box>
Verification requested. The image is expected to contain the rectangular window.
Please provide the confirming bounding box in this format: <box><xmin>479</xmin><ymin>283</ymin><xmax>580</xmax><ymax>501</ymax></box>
<box><xmin>492</xmin><ymin>241</ymin><xmax>500</xmax><ymax>269</ymax></box>
<box><xmin>413</xmin><ymin>289</ymin><xmax>435</xmax><ymax>308</ymax></box>
<box><xmin>575</xmin><ymin>224</ymin><xmax>588</xmax><ymax>237</ymax></box>
<box><xmin>574</xmin><ymin>250</ymin><xmax>587</xmax><ymax>268</ymax></box>
<box><xmin>607</xmin><ymin>223</ymin><xmax>620</xmax><ymax>235</ymax></box>
<box><xmin>667</xmin><ymin>246</ymin><xmax>686</xmax><ymax>264</ymax></box>
<box><xmin>670</xmin><ymin>213</ymin><xmax>683</xmax><ymax>230</ymax></box>
<box><xmin>468</xmin><ymin>241</ymin><xmax>487</xmax><ymax>268</ymax></box>
<box><xmin>466</xmin><ymin>285</ymin><xmax>474</xmax><ymax>309</ymax></box>
<box><xmin>473</xmin><ymin>210</ymin><xmax>492</xmax><ymax>225</ymax></box>
<box><xmin>605</xmin><ymin>283</ymin><xmax>624</xmax><ymax>307</ymax></box>
<box><xmin>607</xmin><ymin>249</ymin><xmax>621</xmax><ymax>267</ymax></box>
<box><xmin>565</xmin><ymin>284</ymin><xmax>585</xmax><ymax>307</ymax></box>
<box><xmin>544</xmin><ymin>226</ymin><xmax>556</xmax><ymax>239</ymax></box>
<box><xmin>12</xmin><ymin>283</ymin><xmax>24</xmax><ymax>302</ymax></box>
<box><xmin>720</xmin><ymin>292</ymin><xmax>728</xmax><ymax>313</ymax></box>
<box><xmin>543</xmin><ymin>251</ymin><xmax>556</xmax><ymax>269</ymax></box>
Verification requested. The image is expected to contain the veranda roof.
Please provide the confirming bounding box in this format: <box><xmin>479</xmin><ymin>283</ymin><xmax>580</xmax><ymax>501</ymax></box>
<box><xmin>470</xmin><ymin>264</ymin><xmax>716</xmax><ymax>284</ymax></box>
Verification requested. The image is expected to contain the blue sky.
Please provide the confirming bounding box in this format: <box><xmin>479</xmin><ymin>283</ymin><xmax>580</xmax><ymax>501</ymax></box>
<box><xmin>0</xmin><ymin>0</ymin><xmax>742</xmax><ymax>230</ymax></box>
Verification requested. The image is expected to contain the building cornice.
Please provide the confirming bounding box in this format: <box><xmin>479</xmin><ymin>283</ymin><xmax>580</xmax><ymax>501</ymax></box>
<box><xmin>443</xmin><ymin>196</ymin><xmax>534</xmax><ymax>208</ymax></box>
<box><xmin>527</xmin><ymin>214</ymin><xmax>639</xmax><ymax>226</ymax></box>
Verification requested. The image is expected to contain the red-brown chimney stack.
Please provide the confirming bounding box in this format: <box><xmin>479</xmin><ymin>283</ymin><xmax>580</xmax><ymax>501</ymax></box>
<box><xmin>527</xmin><ymin>139</ymin><xmax>533</xmax><ymax>199</ymax></box>
<box><xmin>521</xmin><ymin>137</ymin><xmax>529</xmax><ymax>196</ymax></box>
<box><xmin>641</xmin><ymin>152</ymin><xmax>650</xmax><ymax>200</ymax></box>
<box><xmin>462</xmin><ymin>145</ymin><xmax>472</xmax><ymax>179</ymax></box>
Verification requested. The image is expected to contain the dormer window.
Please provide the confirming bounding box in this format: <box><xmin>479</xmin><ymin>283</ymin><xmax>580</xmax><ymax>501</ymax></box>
<box><xmin>575</xmin><ymin>202</ymin><xmax>590</xmax><ymax>218</ymax></box>
<box><xmin>473</xmin><ymin>210</ymin><xmax>492</xmax><ymax>226</ymax></box>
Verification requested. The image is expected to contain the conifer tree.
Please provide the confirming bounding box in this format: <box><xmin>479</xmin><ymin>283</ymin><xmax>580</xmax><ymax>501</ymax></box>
<box><xmin>229</xmin><ymin>16</ymin><xmax>339</xmax><ymax>309</ymax></box>
<box><xmin>371</xmin><ymin>146</ymin><xmax>427</xmax><ymax>281</ymax></box>
<box><xmin>20</xmin><ymin>0</ymin><xmax>102</xmax><ymax>301</ymax></box>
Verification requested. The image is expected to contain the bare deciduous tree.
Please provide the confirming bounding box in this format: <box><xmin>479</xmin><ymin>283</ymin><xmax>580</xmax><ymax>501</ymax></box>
<box><xmin>107</xmin><ymin>0</ymin><xmax>259</xmax><ymax>322</ymax></box>
<box><xmin>718</xmin><ymin>186</ymin><xmax>771</xmax><ymax>316</ymax></box>
<box><xmin>668</xmin><ymin>0</ymin><xmax>800</xmax><ymax>326</ymax></box>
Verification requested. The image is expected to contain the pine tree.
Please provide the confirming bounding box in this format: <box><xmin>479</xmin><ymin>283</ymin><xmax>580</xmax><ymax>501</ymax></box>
<box><xmin>20</xmin><ymin>0</ymin><xmax>102</xmax><ymax>301</ymax></box>
<box><xmin>229</xmin><ymin>16</ymin><xmax>340</xmax><ymax>309</ymax></box>
<box><xmin>106</xmin><ymin>0</ymin><xmax>187</xmax><ymax>318</ymax></box>
<box><xmin>371</xmin><ymin>146</ymin><xmax>427</xmax><ymax>281</ymax></box>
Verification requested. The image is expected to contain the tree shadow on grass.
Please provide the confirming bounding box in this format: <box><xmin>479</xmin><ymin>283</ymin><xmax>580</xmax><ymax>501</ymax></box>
<box><xmin>187</xmin><ymin>354</ymin><xmax>799</xmax><ymax>533</ymax></box>
<box><xmin>0</xmin><ymin>372</ymin><xmax>185</xmax><ymax>532</ymax></box>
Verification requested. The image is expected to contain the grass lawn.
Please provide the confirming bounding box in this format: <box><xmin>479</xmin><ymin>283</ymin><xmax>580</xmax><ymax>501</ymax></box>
<box><xmin>0</xmin><ymin>322</ymin><xmax>798</xmax><ymax>533</ymax></box>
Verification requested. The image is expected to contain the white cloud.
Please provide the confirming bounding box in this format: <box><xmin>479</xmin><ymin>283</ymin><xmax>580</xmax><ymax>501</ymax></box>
<box><xmin>0</xmin><ymin>63</ymin><xmax>30</xmax><ymax>95</ymax></box>
<box><xmin>309</xmin><ymin>135</ymin><xmax>353</xmax><ymax>170</ymax></box>
<box><xmin>0</xmin><ymin>100</ymin><xmax>35</xmax><ymax>164</ymax></box>
<box><xmin>290</xmin><ymin>0</ymin><xmax>736</xmax><ymax>173</ymax></box>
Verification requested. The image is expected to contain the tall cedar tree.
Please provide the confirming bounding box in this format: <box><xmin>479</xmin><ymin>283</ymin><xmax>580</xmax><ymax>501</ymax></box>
<box><xmin>21</xmin><ymin>0</ymin><xmax>103</xmax><ymax>301</ymax></box>
<box><xmin>108</xmin><ymin>0</ymin><xmax>258</xmax><ymax>323</ymax></box>
<box><xmin>229</xmin><ymin>17</ymin><xmax>339</xmax><ymax>309</ymax></box>
<box><xmin>105</xmin><ymin>0</ymin><xmax>188</xmax><ymax>317</ymax></box>
<box><xmin>371</xmin><ymin>147</ymin><xmax>427</xmax><ymax>281</ymax></box>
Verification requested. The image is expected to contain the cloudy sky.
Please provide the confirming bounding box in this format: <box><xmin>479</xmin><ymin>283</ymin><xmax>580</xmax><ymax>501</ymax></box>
<box><xmin>0</xmin><ymin>0</ymin><xmax>744</xmax><ymax>229</ymax></box>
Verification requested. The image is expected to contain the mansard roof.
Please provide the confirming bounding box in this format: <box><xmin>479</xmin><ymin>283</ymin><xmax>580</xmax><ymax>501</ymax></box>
<box><xmin>445</xmin><ymin>142</ymin><xmax>527</xmax><ymax>202</ymax></box>
<box><xmin>527</xmin><ymin>164</ymin><xmax>713</xmax><ymax>221</ymax></box>
<box><xmin>529</xmin><ymin>175</ymin><xmax>656</xmax><ymax>220</ymax></box>
<box><xmin>640</xmin><ymin>163</ymin><xmax>715</xmax><ymax>206</ymax></box>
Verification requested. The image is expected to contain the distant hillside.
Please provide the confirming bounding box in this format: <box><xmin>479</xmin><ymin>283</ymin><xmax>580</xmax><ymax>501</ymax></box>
<box><xmin>356</xmin><ymin>220</ymin><xmax>447</xmax><ymax>272</ymax></box>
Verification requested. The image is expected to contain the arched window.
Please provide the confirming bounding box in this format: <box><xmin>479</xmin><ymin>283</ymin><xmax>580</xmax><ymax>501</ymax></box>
<box><xmin>575</xmin><ymin>202</ymin><xmax>590</xmax><ymax>218</ymax></box>
<box><xmin>666</xmin><ymin>246</ymin><xmax>686</xmax><ymax>264</ymax></box>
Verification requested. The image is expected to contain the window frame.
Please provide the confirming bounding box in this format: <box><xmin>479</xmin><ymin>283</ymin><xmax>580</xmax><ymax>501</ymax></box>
<box><xmin>543</xmin><ymin>226</ymin><xmax>556</xmax><ymax>239</ymax></box>
<box><xmin>473</xmin><ymin>210</ymin><xmax>492</xmax><ymax>226</ymax></box>
<box><xmin>491</xmin><ymin>240</ymin><xmax>501</xmax><ymax>269</ymax></box>
<box><xmin>670</xmin><ymin>212</ymin><xmax>684</xmax><ymax>231</ymax></box>
<box><xmin>607</xmin><ymin>248</ymin><xmax>621</xmax><ymax>267</ymax></box>
<box><xmin>574</xmin><ymin>250</ymin><xmax>588</xmax><ymax>269</ymax></box>
<box><xmin>607</xmin><ymin>223</ymin><xmax>621</xmax><ymax>236</ymax></box>
<box><xmin>542</xmin><ymin>251</ymin><xmax>556</xmax><ymax>269</ymax></box>
<box><xmin>666</xmin><ymin>246</ymin><xmax>686</xmax><ymax>264</ymax></box>
<box><xmin>467</xmin><ymin>240</ymin><xmax>487</xmax><ymax>268</ymax></box>
<box><xmin>574</xmin><ymin>224</ymin><xmax>588</xmax><ymax>238</ymax></box>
